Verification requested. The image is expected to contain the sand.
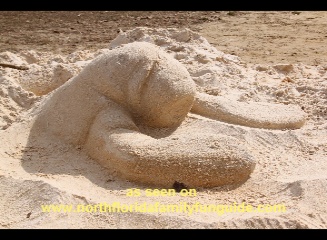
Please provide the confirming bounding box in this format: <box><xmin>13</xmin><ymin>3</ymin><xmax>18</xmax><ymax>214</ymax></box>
<box><xmin>0</xmin><ymin>27</ymin><xmax>327</xmax><ymax>229</ymax></box>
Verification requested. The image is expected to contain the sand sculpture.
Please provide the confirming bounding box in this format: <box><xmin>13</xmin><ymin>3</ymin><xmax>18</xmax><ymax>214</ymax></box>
<box><xmin>31</xmin><ymin>42</ymin><xmax>307</xmax><ymax>187</ymax></box>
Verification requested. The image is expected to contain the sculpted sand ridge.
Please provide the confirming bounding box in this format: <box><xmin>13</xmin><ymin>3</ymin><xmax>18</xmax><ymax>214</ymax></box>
<box><xmin>30</xmin><ymin>42</ymin><xmax>253</xmax><ymax>187</ymax></box>
<box><xmin>29</xmin><ymin>40</ymin><xmax>305</xmax><ymax>187</ymax></box>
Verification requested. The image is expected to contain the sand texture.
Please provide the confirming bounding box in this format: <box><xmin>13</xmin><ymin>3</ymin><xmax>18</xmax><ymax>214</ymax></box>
<box><xmin>0</xmin><ymin>26</ymin><xmax>327</xmax><ymax>229</ymax></box>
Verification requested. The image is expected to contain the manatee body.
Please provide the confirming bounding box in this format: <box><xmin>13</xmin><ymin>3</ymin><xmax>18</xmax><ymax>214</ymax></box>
<box><xmin>31</xmin><ymin>42</ymin><xmax>259</xmax><ymax>187</ymax></box>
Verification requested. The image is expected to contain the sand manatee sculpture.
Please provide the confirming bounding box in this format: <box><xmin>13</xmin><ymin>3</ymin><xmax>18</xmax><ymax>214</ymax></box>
<box><xmin>31</xmin><ymin>42</ymin><xmax>306</xmax><ymax>187</ymax></box>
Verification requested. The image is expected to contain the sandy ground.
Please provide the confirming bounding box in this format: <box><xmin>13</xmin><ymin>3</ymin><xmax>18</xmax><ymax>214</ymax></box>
<box><xmin>1</xmin><ymin>11</ymin><xmax>326</xmax><ymax>65</ymax></box>
<box><xmin>0</xmin><ymin>11</ymin><xmax>327</xmax><ymax>229</ymax></box>
<box><xmin>198</xmin><ymin>11</ymin><xmax>327</xmax><ymax>66</ymax></box>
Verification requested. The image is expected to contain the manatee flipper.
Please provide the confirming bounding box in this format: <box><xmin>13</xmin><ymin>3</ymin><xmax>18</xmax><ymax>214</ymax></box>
<box><xmin>84</xmin><ymin>102</ymin><xmax>255</xmax><ymax>188</ymax></box>
<box><xmin>191</xmin><ymin>92</ymin><xmax>307</xmax><ymax>130</ymax></box>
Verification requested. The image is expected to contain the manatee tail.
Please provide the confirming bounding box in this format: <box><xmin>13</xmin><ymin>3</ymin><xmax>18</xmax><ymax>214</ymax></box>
<box><xmin>191</xmin><ymin>92</ymin><xmax>307</xmax><ymax>130</ymax></box>
<box><xmin>84</xmin><ymin>104</ymin><xmax>256</xmax><ymax>188</ymax></box>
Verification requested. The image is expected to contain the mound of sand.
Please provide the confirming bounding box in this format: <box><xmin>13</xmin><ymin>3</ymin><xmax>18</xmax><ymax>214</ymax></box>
<box><xmin>28</xmin><ymin>41</ymin><xmax>258</xmax><ymax>188</ymax></box>
<box><xmin>0</xmin><ymin>27</ymin><xmax>326</xmax><ymax>228</ymax></box>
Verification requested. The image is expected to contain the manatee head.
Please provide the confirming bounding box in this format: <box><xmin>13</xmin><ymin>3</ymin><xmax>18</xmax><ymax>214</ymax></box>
<box><xmin>89</xmin><ymin>41</ymin><xmax>196</xmax><ymax>128</ymax></box>
<box><xmin>125</xmin><ymin>43</ymin><xmax>196</xmax><ymax>128</ymax></box>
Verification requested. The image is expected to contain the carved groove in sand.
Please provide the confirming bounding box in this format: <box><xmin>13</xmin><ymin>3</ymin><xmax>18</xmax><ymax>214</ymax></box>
<box><xmin>33</xmin><ymin>42</ymin><xmax>306</xmax><ymax>187</ymax></box>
